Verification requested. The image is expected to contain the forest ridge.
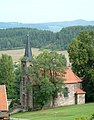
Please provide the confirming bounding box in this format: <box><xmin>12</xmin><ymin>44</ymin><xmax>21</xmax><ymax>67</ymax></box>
<box><xmin>0</xmin><ymin>26</ymin><xmax>94</xmax><ymax>50</ymax></box>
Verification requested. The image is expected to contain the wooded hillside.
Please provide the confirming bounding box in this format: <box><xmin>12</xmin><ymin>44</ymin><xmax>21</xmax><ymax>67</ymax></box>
<box><xmin>0</xmin><ymin>26</ymin><xmax>94</xmax><ymax>50</ymax></box>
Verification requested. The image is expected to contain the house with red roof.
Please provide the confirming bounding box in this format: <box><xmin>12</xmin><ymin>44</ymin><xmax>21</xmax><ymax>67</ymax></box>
<box><xmin>0</xmin><ymin>85</ymin><xmax>9</xmax><ymax>120</ymax></box>
<box><xmin>54</xmin><ymin>68</ymin><xmax>86</xmax><ymax>106</ymax></box>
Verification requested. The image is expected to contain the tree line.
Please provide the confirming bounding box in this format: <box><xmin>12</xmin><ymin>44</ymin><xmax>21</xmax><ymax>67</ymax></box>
<box><xmin>0</xmin><ymin>26</ymin><xmax>94</xmax><ymax>50</ymax></box>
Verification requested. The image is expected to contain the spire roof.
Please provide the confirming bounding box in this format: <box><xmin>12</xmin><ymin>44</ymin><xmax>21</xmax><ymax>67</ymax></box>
<box><xmin>24</xmin><ymin>33</ymin><xmax>32</xmax><ymax>58</ymax></box>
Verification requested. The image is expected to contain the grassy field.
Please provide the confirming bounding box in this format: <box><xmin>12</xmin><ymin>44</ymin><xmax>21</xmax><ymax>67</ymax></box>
<box><xmin>11</xmin><ymin>103</ymin><xmax>94</xmax><ymax>120</ymax></box>
<box><xmin>0</xmin><ymin>48</ymin><xmax>69</xmax><ymax>64</ymax></box>
<box><xmin>0</xmin><ymin>48</ymin><xmax>41</xmax><ymax>62</ymax></box>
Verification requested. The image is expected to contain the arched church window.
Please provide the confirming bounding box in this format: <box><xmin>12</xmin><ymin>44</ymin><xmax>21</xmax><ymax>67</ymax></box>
<box><xmin>63</xmin><ymin>87</ymin><xmax>69</xmax><ymax>97</ymax></box>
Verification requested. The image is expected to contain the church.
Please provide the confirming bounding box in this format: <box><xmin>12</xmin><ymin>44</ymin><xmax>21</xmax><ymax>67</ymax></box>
<box><xmin>20</xmin><ymin>35</ymin><xmax>86</xmax><ymax>110</ymax></box>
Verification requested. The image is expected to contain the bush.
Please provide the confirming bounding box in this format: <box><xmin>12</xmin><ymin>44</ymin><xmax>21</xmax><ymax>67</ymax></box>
<box><xmin>75</xmin><ymin>113</ymin><xmax>94</xmax><ymax>120</ymax></box>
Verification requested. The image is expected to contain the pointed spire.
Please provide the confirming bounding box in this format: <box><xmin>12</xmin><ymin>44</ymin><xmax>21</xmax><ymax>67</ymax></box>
<box><xmin>24</xmin><ymin>33</ymin><xmax>32</xmax><ymax>58</ymax></box>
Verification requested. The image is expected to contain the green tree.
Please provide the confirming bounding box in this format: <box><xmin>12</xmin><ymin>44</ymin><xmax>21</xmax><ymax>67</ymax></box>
<box><xmin>13</xmin><ymin>62</ymin><xmax>21</xmax><ymax>100</ymax></box>
<box><xmin>9</xmin><ymin>62</ymin><xmax>21</xmax><ymax>109</ymax></box>
<box><xmin>36</xmin><ymin>51</ymin><xmax>66</xmax><ymax>105</ymax></box>
<box><xmin>0</xmin><ymin>54</ymin><xmax>15</xmax><ymax>98</ymax></box>
<box><xmin>68</xmin><ymin>30</ymin><xmax>94</xmax><ymax>102</ymax></box>
<box><xmin>27</xmin><ymin>51</ymin><xmax>67</xmax><ymax>108</ymax></box>
<box><xmin>33</xmin><ymin>78</ymin><xmax>55</xmax><ymax>109</ymax></box>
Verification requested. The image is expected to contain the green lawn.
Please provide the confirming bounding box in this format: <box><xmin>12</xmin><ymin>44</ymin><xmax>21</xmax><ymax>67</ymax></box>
<box><xmin>11</xmin><ymin>103</ymin><xmax>94</xmax><ymax>120</ymax></box>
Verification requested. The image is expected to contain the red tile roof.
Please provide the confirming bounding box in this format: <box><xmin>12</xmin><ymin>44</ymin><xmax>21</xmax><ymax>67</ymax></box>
<box><xmin>76</xmin><ymin>88</ymin><xmax>86</xmax><ymax>94</ymax></box>
<box><xmin>0</xmin><ymin>85</ymin><xmax>8</xmax><ymax>111</ymax></box>
<box><xmin>63</xmin><ymin>68</ymin><xmax>82</xmax><ymax>84</ymax></box>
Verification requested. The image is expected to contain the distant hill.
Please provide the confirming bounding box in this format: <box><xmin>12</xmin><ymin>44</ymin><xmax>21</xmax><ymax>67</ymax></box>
<box><xmin>0</xmin><ymin>19</ymin><xmax>94</xmax><ymax>32</ymax></box>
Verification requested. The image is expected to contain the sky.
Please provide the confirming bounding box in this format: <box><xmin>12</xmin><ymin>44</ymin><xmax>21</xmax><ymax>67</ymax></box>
<box><xmin>0</xmin><ymin>0</ymin><xmax>94</xmax><ymax>23</ymax></box>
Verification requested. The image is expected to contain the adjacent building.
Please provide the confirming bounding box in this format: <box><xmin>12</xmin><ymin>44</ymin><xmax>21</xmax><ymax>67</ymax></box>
<box><xmin>0</xmin><ymin>85</ymin><xmax>9</xmax><ymax>120</ymax></box>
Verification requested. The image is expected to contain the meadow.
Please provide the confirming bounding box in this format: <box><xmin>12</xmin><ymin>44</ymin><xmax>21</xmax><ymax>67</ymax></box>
<box><xmin>0</xmin><ymin>48</ymin><xmax>40</xmax><ymax>62</ymax></box>
<box><xmin>0</xmin><ymin>48</ymin><xmax>69</xmax><ymax>64</ymax></box>
<box><xmin>11</xmin><ymin>103</ymin><xmax>94</xmax><ymax>120</ymax></box>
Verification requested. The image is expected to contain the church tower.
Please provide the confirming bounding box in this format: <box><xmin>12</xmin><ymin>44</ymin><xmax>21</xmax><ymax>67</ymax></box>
<box><xmin>20</xmin><ymin>34</ymin><xmax>33</xmax><ymax>110</ymax></box>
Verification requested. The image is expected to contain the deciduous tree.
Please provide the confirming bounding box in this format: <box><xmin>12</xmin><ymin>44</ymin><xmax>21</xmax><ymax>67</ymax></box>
<box><xmin>0</xmin><ymin>54</ymin><xmax>15</xmax><ymax>98</ymax></box>
<box><xmin>27</xmin><ymin>51</ymin><xmax>66</xmax><ymax>108</ymax></box>
<box><xmin>68</xmin><ymin>30</ymin><xmax>94</xmax><ymax>102</ymax></box>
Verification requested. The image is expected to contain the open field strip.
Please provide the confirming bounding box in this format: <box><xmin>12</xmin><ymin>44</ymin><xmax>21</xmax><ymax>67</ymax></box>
<box><xmin>0</xmin><ymin>48</ymin><xmax>40</xmax><ymax>62</ymax></box>
<box><xmin>0</xmin><ymin>49</ymin><xmax>69</xmax><ymax>63</ymax></box>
